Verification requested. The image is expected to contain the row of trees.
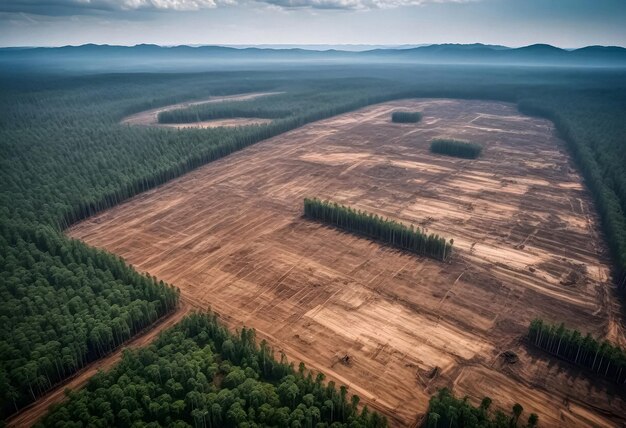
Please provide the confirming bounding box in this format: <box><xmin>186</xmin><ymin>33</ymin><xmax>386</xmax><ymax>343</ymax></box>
<box><xmin>158</xmin><ymin>95</ymin><xmax>290</xmax><ymax>123</ymax></box>
<box><xmin>40</xmin><ymin>312</ymin><xmax>387</xmax><ymax>428</ymax></box>
<box><xmin>430</xmin><ymin>139</ymin><xmax>483</xmax><ymax>159</ymax></box>
<box><xmin>303</xmin><ymin>198</ymin><xmax>453</xmax><ymax>261</ymax></box>
<box><xmin>425</xmin><ymin>389</ymin><xmax>538</xmax><ymax>428</ymax></box>
<box><xmin>391</xmin><ymin>111</ymin><xmax>422</xmax><ymax>123</ymax></box>
<box><xmin>528</xmin><ymin>319</ymin><xmax>626</xmax><ymax>384</ymax></box>
<box><xmin>157</xmin><ymin>86</ymin><xmax>409</xmax><ymax>124</ymax></box>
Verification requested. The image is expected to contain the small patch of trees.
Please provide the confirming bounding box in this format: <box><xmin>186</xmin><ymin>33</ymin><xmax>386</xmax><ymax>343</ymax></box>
<box><xmin>430</xmin><ymin>139</ymin><xmax>483</xmax><ymax>159</ymax></box>
<box><xmin>528</xmin><ymin>319</ymin><xmax>626</xmax><ymax>384</ymax></box>
<box><xmin>391</xmin><ymin>111</ymin><xmax>422</xmax><ymax>123</ymax></box>
<box><xmin>425</xmin><ymin>388</ymin><xmax>538</xmax><ymax>428</ymax></box>
<box><xmin>304</xmin><ymin>198</ymin><xmax>453</xmax><ymax>261</ymax></box>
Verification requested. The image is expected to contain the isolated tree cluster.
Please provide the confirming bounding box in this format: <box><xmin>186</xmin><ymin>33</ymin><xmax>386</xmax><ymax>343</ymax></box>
<box><xmin>430</xmin><ymin>139</ymin><xmax>483</xmax><ymax>159</ymax></box>
<box><xmin>391</xmin><ymin>111</ymin><xmax>422</xmax><ymax>123</ymax></box>
<box><xmin>304</xmin><ymin>198</ymin><xmax>453</xmax><ymax>261</ymax></box>
<box><xmin>528</xmin><ymin>319</ymin><xmax>626</xmax><ymax>384</ymax></box>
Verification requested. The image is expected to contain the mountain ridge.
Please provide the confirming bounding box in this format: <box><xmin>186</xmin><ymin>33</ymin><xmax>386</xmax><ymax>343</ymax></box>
<box><xmin>2</xmin><ymin>43</ymin><xmax>625</xmax><ymax>71</ymax></box>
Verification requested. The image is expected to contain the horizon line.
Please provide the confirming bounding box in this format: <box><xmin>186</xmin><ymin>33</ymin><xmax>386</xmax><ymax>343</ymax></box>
<box><xmin>2</xmin><ymin>42</ymin><xmax>626</xmax><ymax>50</ymax></box>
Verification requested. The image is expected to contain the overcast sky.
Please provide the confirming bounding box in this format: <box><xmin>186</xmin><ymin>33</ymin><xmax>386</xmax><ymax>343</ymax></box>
<box><xmin>1</xmin><ymin>0</ymin><xmax>625</xmax><ymax>48</ymax></box>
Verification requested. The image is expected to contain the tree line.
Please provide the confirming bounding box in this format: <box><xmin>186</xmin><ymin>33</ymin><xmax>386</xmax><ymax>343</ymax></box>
<box><xmin>528</xmin><ymin>319</ymin><xmax>626</xmax><ymax>384</ymax></box>
<box><xmin>39</xmin><ymin>312</ymin><xmax>387</xmax><ymax>428</ymax></box>
<box><xmin>430</xmin><ymin>139</ymin><xmax>483</xmax><ymax>159</ymax></box>
<box><xmin>304</xmin><ymin>198</ymin><xmax>453</xmax><ymax>261</ymax></box>
<box><xmin>391</xmin><ymin>111</ymin><xmax>422</xmax><ymax>123</ymax></box>
<box><xmin>425</xmin><ymin>388</ymin><xmax>538</xmax><ymax>428</ymax></box>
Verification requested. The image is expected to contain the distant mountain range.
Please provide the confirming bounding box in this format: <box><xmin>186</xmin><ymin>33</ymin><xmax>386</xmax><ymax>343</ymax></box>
<box><xmin>2</xmin><ymin>43</ymin><xmax>625</xmax><ymax>72</ymax></box>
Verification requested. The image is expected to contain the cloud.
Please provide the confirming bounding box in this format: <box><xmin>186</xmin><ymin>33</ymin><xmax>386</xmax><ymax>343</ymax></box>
<box><xmin>257</xmin><ymin>0</ymin><xmax>472</xmax><ymax>10</ymax></box>
<box><xmin>0</xmin><ymin>0</ymin><xmax>232</xmax><ymax>15</ymax></box>
<box><xmin>0</xmin><ymin>0</ymin><xmax>470</xmax><ymax>16</ymax></box>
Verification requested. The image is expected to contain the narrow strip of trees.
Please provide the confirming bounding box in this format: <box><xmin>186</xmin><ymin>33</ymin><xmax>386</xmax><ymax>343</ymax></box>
<box><xmin>425</xmin><ymin>388</ymin><xmax>538</xmax><ymax>428</ymax></box>
<box><xmin>528</xmin><ymin>319</ymin><xmax>626</xmax><ymax>384</ymax></box>
<box><xmin>430</xmin><ymin>139</ymin><xmax>482</xmax><ymax>159</ymax></box>
<box><xmin>304</xmin><ymin>198</ymin><xmax>453</xmax><ymax>261</ymax></box>
<box><xmin>391</xmin><ymin>111</ymin><xmax>422</xmax><ymax>123</ymax></box>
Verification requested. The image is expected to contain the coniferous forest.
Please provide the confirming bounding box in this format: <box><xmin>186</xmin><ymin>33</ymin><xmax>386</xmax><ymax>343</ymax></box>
<box><xmin>303</xmin><ymin>198</ymin><xmax>453</xmax><ymax>261</ymax></box>
<box><xmin>39</xmin><ymin>312</ymin><xmax>387</xmax><ymax>428</ymax></box>
<box><xmin>1</xmin><ymin>64</ymin><xmax>626</xmax><ymax>424</ymax></box>
<box><xmin>528</xmin><ymin>319</ymin><xmax>626</xmax><ymax>384</ymax></box>
<box><xmin>425</xmin><ymin>389</ymin><xmax>538</xmax><ymax>428</ymax></box>
<box><xmin>391</xmin><ymin>111</ymin><xmax>422</xmax><ymax>123</ymax></box>
<box><xmin>430</xmin><ymin>139</ymin><xmax>483</xmax><ymax>159</ymax></box>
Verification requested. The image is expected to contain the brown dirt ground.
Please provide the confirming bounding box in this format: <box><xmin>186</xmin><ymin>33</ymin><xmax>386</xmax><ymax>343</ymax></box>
<box><xmin>120</xmin><ymin>92</ymin><xmax>280</xmax><ymax>127</ymax></box>
<box><xmin>6</xmin><ymin>303</ymin><xmax>192</xmax><ymax>428</ymax></box>
<box><xmin>69</xmin><ymin>99</ymin><xmax>626</xmax><ymax>427</ymax></box>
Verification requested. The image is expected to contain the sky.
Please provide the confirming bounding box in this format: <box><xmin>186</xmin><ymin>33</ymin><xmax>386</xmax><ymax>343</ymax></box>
<box><xmin>1</xmin><ymin>0</ymin><xmax>625</xmax><ymax>48</ymax></box>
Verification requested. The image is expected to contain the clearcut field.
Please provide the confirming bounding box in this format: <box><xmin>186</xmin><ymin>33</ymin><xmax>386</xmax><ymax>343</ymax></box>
<box><xmin>69</xmin><ymin>99</ymin><xmax>626</xmax><ymax>427</ymax></box>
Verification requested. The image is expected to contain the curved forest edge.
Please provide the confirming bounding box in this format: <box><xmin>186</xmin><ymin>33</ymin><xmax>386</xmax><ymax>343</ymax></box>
<box><xmin>121</xmin><ymin>91</ymin><xmax>284</xmax><ymax>127</ymax></box>
<box><xmin>37</xmin><ymin>312</ymin><xmax>389</xmax><ymax>428</ymax></box>
<box><xmin>1</xmin><ymin>68</ymin><xmax>626</xmax><ymax>424</ymax></box>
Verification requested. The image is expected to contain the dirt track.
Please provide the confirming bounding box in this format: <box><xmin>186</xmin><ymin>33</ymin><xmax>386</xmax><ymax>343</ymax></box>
<box><xmin>70</xmin><ymin>99</ymin><xmax>625</xmax><ymax>427</ymax></box>
<box><xmin>6</xmin><ymin>303</ymin><xmax>192</xmax><ymax>428</ymax></box>
<box><xmin>120</xmin><ymin>92</ymin><xmax>279</xmax><ymax>127</ymax></box>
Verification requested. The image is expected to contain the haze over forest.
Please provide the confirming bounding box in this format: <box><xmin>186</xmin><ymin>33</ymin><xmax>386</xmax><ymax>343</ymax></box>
<box><xmin>2</xmin><ymin>0</ymin><xmax>625</xmax><ymax>49</ymax></box>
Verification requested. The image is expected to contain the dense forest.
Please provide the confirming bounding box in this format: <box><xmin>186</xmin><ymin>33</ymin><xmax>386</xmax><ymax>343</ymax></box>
<box><xmin>430</xmin><ymin>139</ymin><xmax>483</xmax><ymax>159</ymax></box>
<box><xmin>391</xmin><ymin>111</ymin><xmax>422</xmax><ymax>123</ymax></box>
<box><xmin>528</xmin><ymin>319</ymin><xmax>626</xmax><ymax>384</ymax></box>
<box><xmin>0</xmin><ymin>222</ymin><xmax>179</xmax><ymax>416</ymax></box>
<box><xmin>39</xmin><ymin>312</ymin><xmax>387</xmax><ymax>428</ymax></box>
<box><xmin>425</xmin><ymin>389</ymin><xmax>538</xmax><ymax>428</ymax></box>
<box><xmin>1</xmin><ymin>65</ymin><xmax>626</xmax><ymax>423</ymax></box>
<box><xmin>303</xmin><ymin>198</ymin><xmax>453</xmax><ymax>261</ymax></box>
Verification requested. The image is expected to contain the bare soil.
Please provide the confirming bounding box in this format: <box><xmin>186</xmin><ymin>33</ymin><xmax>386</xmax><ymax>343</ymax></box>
<box><xmin>120</xmin><ymin>92</ymin><xmax>280</xmax><ymax>127</ymax></box>
<box><xmin>69</xmin><ymin>99</ymin><xmax>625</xmax><ymax>427</ymax></box>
